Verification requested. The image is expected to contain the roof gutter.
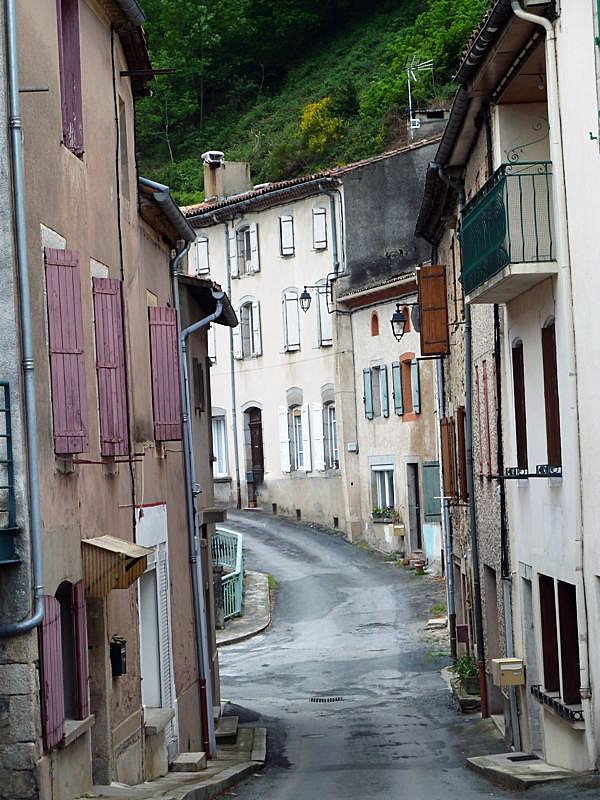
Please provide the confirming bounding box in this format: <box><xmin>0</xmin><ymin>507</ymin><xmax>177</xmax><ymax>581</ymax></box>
<box><xmin>114</xmin><ymin>0</ymin><xmax>145</xmax><ymax>25</ymax></box>
<box><xmin>139</xmin><ymin>177</ymin><xmax>196</xmax><ymax>243</ymax></box>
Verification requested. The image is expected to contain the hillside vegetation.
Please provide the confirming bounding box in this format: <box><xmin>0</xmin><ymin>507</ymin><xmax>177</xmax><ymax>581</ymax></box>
<box><xmin>136</xmin><ymin>0</ymin><xmax>489</xmax><ymax>204</ymax></box>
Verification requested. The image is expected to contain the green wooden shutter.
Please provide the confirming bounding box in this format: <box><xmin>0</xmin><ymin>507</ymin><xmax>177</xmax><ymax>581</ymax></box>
<box><xmin>411</xmin><ymin>359</ymin><xmax>421</xmax><ymax>414</ymax></box>
<box><xmin>381</xmin><ymin>365</ymin><xmax>389</xmax><ymax>418</ymax></box>
<box><xmin>422</xmin><ymin>461</ymin><xmax>441</xmax><ymax>521</ymax></box>
<box><xmin>391</xmin><ymin>362</ymin><xmax>403</xmax><ymax>415</ymax></box>
<box><xmin>363</xmin><ymin>368</ymin><xmax>374</xmax><ymax>420</ymax></box>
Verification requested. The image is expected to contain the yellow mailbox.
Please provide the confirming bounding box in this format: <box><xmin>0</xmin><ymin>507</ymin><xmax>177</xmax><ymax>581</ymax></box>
<box><xmin>491</xmin><ymin>658</ymin><xmax>525</xmax><ymax>687</ymax></box>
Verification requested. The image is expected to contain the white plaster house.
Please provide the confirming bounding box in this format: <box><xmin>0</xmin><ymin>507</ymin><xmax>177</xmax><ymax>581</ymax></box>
<box><xmin>416</xmin><ymin>0</ymin><xmax>600</xmax><ymax>774</ymax></box>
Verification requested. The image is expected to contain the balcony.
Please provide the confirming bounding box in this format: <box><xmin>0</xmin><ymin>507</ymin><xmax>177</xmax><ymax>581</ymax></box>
<box><xmin>461</xmin><ymin>162</ymin><xmax>558</xmax><ymax>304</ymax></box>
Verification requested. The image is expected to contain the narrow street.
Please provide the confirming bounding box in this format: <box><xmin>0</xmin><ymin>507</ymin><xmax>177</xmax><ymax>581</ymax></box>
<box><xmin>219</xmin><ymin>512</ymin><xmax>599</xmax><ymax>800</ymax></box>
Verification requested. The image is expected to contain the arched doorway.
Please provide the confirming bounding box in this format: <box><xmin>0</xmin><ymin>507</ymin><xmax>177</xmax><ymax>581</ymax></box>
<box><xmin>244</xmin><ymin>407</ymin><xmax>264</xmax><ymax>507</ymax></box>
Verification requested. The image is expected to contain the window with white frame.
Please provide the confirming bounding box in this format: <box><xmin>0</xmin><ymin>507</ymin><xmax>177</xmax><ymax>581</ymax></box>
<box><xmin>279</xmin><ymin>215</ymin><xmax>295</xmax><ymax>256</ymax></box>
<box><xmin>317</xmin><ymin>282</ymin><xmax>332</xmax><ymax>346</ymax></box>
<box><xmin>323</xmin><ymin>403</ymin><xmax>338</xmax><ymax>469</ymax></box>
<box><xmin>283</xmin><ymin>288</ymin><xmax>301</xmax><ymax>352</ymax></box>
<box><xmin>289</xmin><ymin>406</ymin><xmax>304</xmax><ymax>471</ymax></box>
<box><xmin>229</xmin><ymin>223</ymin><xmax>259</xmax><ymax>277</ymax></box>
<box><xmin>212</xmin><ymin>415</ymin><xmax>228</xmax><ymax>477</ymax></box>
<box><xmin>363</xmin><ymin>365</ymin><xmax>389</xmax><ymax>419</ymax></box>
<box><xmin>196</xmin><ymin>235</ymin><xmax>209</xmax><ymax>274</ymax></box>
<box><xmin>312</xmin><ymin>207</ymin><xmax>327</xmax><ymax>249</ymax></box>
<box><xmin>371</xmin><ymin>465</ymin><xmax>395</xmax><ymax>513</ymax></box>
<box><xmin>233</xmin><ymin>298</ymin><xmax>262</xmax><ymax>359</ymax></box>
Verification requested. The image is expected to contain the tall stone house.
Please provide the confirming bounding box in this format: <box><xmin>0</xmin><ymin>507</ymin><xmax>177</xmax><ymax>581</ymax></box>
<box><xmin>0</xmin><ymin>2</ymin><xmax>234</xmax><ymax>799</ymax></box>
<box><xmin>416</xmin><ymin>0</ymin><xmax>600</xmax><ymax>774</ymax></box>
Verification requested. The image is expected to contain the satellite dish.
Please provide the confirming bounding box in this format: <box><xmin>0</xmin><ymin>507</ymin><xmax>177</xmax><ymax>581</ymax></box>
<box><xmin>411</xmin><ymin>304</ymin><xmax>421</xmax><ymax>332</ymax></box>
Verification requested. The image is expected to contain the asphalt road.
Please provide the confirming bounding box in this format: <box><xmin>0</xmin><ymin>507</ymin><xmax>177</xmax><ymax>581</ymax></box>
<box><xmin>218</xmin><ymin>511</ymin><xmax>599</xmax><ymax>799</ymax></box>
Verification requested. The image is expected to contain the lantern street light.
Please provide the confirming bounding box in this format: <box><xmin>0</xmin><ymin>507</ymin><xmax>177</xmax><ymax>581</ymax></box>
<box><xmin>390</xmin><ymin>303</ymin><xmax>407</xmax><ymax>341</ymax></box>
<box><xmin>299</xmin><ymin>288</ymin><xmax>312</xmax><ymax>313</ymax></box>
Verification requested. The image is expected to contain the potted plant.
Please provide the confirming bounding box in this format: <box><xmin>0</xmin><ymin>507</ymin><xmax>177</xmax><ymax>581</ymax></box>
<box><xmin>454</xmin><ymin>653</ymin><xmax>479</xmax><ymax>695</ymax></box>
<box><xmin>372</xmin><ymin>505</ymin><xmax>395</xmax><ymax>523</ymax></box>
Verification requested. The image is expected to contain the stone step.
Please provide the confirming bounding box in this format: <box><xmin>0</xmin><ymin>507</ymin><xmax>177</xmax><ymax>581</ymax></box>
<box><xmin>170</xmin><ymin>751</ymin><xmax>207</xmax><ymax>772</ymax></box>
<box><xmin>215</xmin><ymin>715</ymin><xmax>239</xmax><ymax>741</ymax></box>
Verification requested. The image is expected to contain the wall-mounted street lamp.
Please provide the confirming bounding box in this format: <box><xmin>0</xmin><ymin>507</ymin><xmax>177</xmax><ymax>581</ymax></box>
<box><xmin>299</xmin><ymin>288</ymin><xmax>313</xmax><ymax>313</ymax></box>
<box><xmin>390</xmin><ymin>301</ymin><xmax>419</xmax><ymax>342</ymax></box>
<box><xmin>299</xmin><ymin>276</ymin><xmax>335</xmax><ymax>314</ymax></box>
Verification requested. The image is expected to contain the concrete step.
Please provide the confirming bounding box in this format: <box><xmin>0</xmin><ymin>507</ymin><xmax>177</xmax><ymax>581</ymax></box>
<box><xmin>215</xmin><ymin>715</ymin><xmax>239</xmax><ymax>741</ymax></box>
<box><xmin>169</xmin><ymin>751</ymin><xmax>207</xmax><ymax>772</ymax></box>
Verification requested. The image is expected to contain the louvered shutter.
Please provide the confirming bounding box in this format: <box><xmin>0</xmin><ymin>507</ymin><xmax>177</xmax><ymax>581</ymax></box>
<box><xmin>249</xmin><ymin>223</ymin><xmax>260</xmax><ymax>272</ymax></box>
<box><xmin>148</xmin><ymin>307</ymin><xmax>182</xmax><ymax>441</ymax></box>
<box><xmin>411</xmin><ymin>359</ymin><xmax>421</xmax><ymax>414</ymax></box>
<box><xmin>208</xmin><ymin>325</ymin><xmax>216</xmax><ymax>364</ymax></box>
<box><xmin>311</xmin><ymin>402</ymin><xmax>325</xmax><ymax>471</ymax></box>
<box><xmin>278</xmin><ymin>406</ymin><xmax>291</xmax><ymax>473</ymax></box>
<box><xmin>156</xmin><ymin>543</ymin><xmax>176</xmax><ymax>743</ymax></box>
<box><xmin>363</xmin><ymin>368</ymin><xmax>374</xmax><ymax>420</ymax></box>
<box><xmin>280</xmin><ymin>216</ymin><xmax>295</xmax><ymax>256</ymax></box>
<box><xmin>40</xmin><ymin>596</ymin><xmax>65</xmax><ymax>750</ymax></box>
<box><xmin>312</xmin><ymin>208</ymin><xmax>327</xmax><ymax>249</ymax></box>
<box><xmin>422</xmin><ymin>461</ymin><xmax>442</xmax><ymax>521</ymax></box>
<box><xmin>196</xmin><ymin>236</ymin><xmax>209</xmax><ymax>274</ymax></box>
<box><xmin>57</xmin><ymin>0</ymin><xmax>84</xmax><ymax>154</ymax></box>
<box><xmin>456</xmin><ymin>406</ymin><xmax>468</xmax><ymax>501</ymax></box>
<box><xmin>440</xmin><ymin>417</ymin><xmax>457</xmax><ymax>499</ymax></box>
<box><xmin>417</xmin><ymin>265</ymin><xmax>450</xmax><ymax>356</ymax></box>
<box><xmin>228</xmin><ymin>229</ymin><xmax>238</xmax><ymax>278</ymax></box>
<box><xmin>92</xmin><ymin>278</ymin><xmax>129</xmax><ymax>456</ymax></box>
<box><xmin>541</xmin><ymin>323</ymin><xmax>561</xmax><ymax>466</ymax></box>
<box><xmin>232</xmin><ymin>320</ymin><xmax>243</xmax><ymax>359</ymax></box>
<box><xmin>71</xmin><ymin>580</ymin><xmax>90</xmax><ymax>720</ymax></box>
<box><xmin>300</xmin><ymin>403</ymin><xmax>311</xmax><ymax>471</ymax></box>
<box><xmin>391</xmin><ymin>362</ymin><xmax>403</xmax><ymax>415</ymax></box>
<box><xmin>318</xmin><ymin>286</ymin><xmax>332</xmax><ymax>346</ymax></box>
<box><xmin>284</xmin><ymin>293</ymin><xmax>300</xmax><ymax>351</ymax></box>
<box><xmin>251</xmin><ymin>299</ymin><xmax>262</xmax><ymax>355</ymax></box>
<box><xmin>380</xmin><ymin>366</ymin><xmax>389</xmax><ymax>418</ymax></box>
<box><xmin>45</xmin><ymin>248</ymin><xmax>89</xmax><ymax>454</ymax></box>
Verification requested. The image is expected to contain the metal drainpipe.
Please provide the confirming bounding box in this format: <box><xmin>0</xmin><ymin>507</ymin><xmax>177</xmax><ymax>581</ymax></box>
<box><xmin>318</xmin><ymin>184</ymin><xmax>341</xmax><ymax>276</ymax></box>
<box><xmin>0</xmin><ymin>0</ymin><xmax>44</xmax><ymax>637</ymax></box>
<box><xmin>511</xmin><ymin>1</ymin><xmax>595</xmax><ymax>765</ymax></box>
<box><xmin>171</xmin><ymin>245</ymin><xmax>218</xmax><ymax>757</ymax></box>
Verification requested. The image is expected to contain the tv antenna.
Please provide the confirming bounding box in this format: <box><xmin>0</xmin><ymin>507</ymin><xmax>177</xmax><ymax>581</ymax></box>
<box><xmin>406</xmin><ymin>56</ymin><xmax>434</xmax><ymax>139</ymax></box>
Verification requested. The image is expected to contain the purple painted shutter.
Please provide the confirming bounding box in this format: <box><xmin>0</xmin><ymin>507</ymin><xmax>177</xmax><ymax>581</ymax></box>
<box><xmin>39</xmin><ymin>596</ymin><xmax>65</xmax><ymax>750</ymax></box>
<box><xmin>93</xmin><ymin>278</ymin><xmax>129</xmax><ymax>456</ymax></box>
<box><xmin>149</xmin><ymin>307</ymin><xmax>182</xmax><ymax>441</ymax></box>
<box><xmin>71</xmin><ymin>580</ymin><xmax>90</xmax><ymax>719</ymax></box>
<box><xmin>56</xmin><ymin>0</ymin><xmax>84</xmax><ymax>154</ymax></box>
<box><xmin>45</xmin><ymin>248</ymin><xmax>89</xmax><ymax>454</ymax></box>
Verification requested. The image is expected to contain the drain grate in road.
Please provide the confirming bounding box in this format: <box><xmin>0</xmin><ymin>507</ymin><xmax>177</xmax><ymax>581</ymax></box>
<box><xmin>310</xmin><ymin>696</ymin><xmax>344</xmax><ymax>703</ymax></box>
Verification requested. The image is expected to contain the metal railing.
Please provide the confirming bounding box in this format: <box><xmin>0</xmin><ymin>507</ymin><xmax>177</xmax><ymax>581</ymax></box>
<box><xmin>212</xmin><ymin>528</ymin><xmax>244</xmax><ymax>620</ymax></box>
<box><xmin>461</xmin><ymin>161</ymin><xmax>554</xmax><ymax>295</ymax></box>
<box><xmin>0</xmin><ymin>382</ymin><xmax>19</xmax><ymax>565</ymax></box>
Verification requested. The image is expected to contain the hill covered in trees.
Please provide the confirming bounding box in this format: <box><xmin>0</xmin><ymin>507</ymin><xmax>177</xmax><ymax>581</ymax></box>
<box><xmin>136</xmin><ymin>0</ymin><xmax>489</xmax><ymax>204</ymax></box>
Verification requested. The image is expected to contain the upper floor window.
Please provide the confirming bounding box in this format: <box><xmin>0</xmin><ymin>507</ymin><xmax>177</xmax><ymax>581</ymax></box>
<box><xmin>312</xmin><ymin>207</ymin><xmax>327</xmax><ymax>250</ymax></box>
<box><xmin>229</xmin><ymin>223</ymin><xmax>260</xmax><ymax>277</ymax></box>
<box><xmin>541</xmin><ymin>320</ymin><xmax>561</xmax><ymax>467</ymax></box>
<box><xmin>317</xmin><ymin>282</ymin><xmax>332</xmax><ymax>347</ymax></box>
<box><xmin>196</xmin><ymin>235</ymin><xmax>209</xmax><ymax>275</ymax></box>
<box><xmin>57</xmin><ymin>0</ymin><xmax>84</xmax><ymax>155</ymax></box>
<box><xmin>233</xmin><ymin>298</ymin><xmax>262</xmax><ymax>359</ymax></box>
<box><xmin>511</xmin><ymin>340</ymin><xmax>528</xmax><ymax>470</ymax></box>
<box><xmin>283</xmin><ymin>289</ymin><xmax>301</xmax><ymax>352</ymax></box>
<box><xmin>363</xmin><ymin>365</ymin><xmax>389</xmax><ymax>419</ymax></box>
<box><xmin>279</xmin><ymin>215</ymin><xmax>295</xmax><ymax>256</ymax></box>
<box><xmin>390</xmin><ymin>354</ymin><xmax>421</xmax><ymax>418</ymax></box>
<box><xmin>212</xmin><ymin>414</ymin><xmax>228</xmax><ymax>477</ymax></box>
<box><xmin>371</xmin><ymin>312</ymin><xmax>379</xmax><ymax>337</ymax></box>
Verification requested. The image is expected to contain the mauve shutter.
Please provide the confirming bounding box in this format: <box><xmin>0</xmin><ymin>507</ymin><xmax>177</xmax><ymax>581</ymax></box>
<box><xmin>440</xmin><ymin>417</ymin><xmax>457</xmax><ymax>499</ymax></box>
<box><xmin>45</xmin><ymin>248</ymin><xmax>88</xmax><ymax>454</ymax></box>
<box><xmin>542</xmin><ymin>322</ymin><xmax>561</xmax><ymax>466</ymax></box>
<box><xmin>456</xmin><ymin>406</ymin><xmax>468</xmax><ymax>501</ymax></box>
<box><xmin>57</xmin><ymin>0</ymin><xmax>84</xmax><ymax>154</ymax></box>
<box><xmin>93</xmin><ymin>278</ymin><xmax>128</xmax><ymax>456</ymax></box>
<box><xmin>71</xmin><ymin>580</ymin><xmax>90</xmax><ymax>719</ymax></box>
<box><xmin>40</xmin><ymin>596</ymin><xmax>65</xmax><ymax>750</ymax></box>
<box><xmin>149</xmin><ymin>307</ymin><xmax>182</xmax><ymax>441</ymax></box>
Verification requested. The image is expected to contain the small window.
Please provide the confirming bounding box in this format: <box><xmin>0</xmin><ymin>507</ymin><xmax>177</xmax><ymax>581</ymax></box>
<box><xmin>312</xmin><ymin>207</ymin><xmax>327</xmax><ymax>249</ymax></box>
<box><xmin>236</xmin><ymin>299</ymin><xmax>261</xmax><ymax>359</ymax></box>
<box><xmin>538</xmin><ymin>574</ymin><xmax>581</xmax><ymax>705</ymax></box>
<box><xmin>212</xmin><ymin>416</ymin><xmax>228</xmax><ymax>477</ymax></box>
<box><xmin>363</xmin><ymin>366</ymin><xmax>389</xmax><ymax>419</ymax></box>
<box><xmin>541</xmin><ymin>321</ymin><xmax>561</xmax><ymax>466</ymax></box>
<box><xmin>196</xmin><ymin>235</ymin><xmax>209</xmax><ymax>274</ymax></box>
<box><xmin>512</xmin><ymin>340</ymin><xmax>528</xmax><ymax>470</ymax></box>
<box><xmin>57</xmin><ymin>0</ymin><xmax>84</xmax><ymax>155</ymax></box>
<box><xmin>371</xmin><ymin>312</ymin><xmax>379</xmax><ymax>337</ymax></box>
<box><xmin>289</xmin><ymin>406</ymin><xmax>304</xmax><ymax>470</ymax></box>
<box><xmin>323</xmin><ymin>403</ymin><xmax>339</xmax><ymax>469</ymax></box>
<box><xmin>283</xmin><ymin>289</ymin><xmax>301</xmax><ymax>352</ymax></box>
<box><xmin>371</xmin><ymin>465</ymin><xmax>395</xmax><ymax>512</ymax></box>
<box><xmin>399</xmin><ymin>354</ymin><xmax>420</xmax><ymax>416</ymax></box>
<box><xmin>236</xmin><ymin>224</ymin><xmax>259</xmax><ymax>274</ymax></box>
<box><xmin>279</xmin><ymin>215</ymin><xmax>295</xmax><ymax>256</ymax></box>
<box><xmin>56</xmin><ymin>582</ymin><xmax>76</xmax><ymax>719</ymax></box>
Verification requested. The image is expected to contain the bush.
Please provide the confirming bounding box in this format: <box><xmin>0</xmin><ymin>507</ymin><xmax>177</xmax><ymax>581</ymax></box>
<box><xmin>454</xmin><ymin>653</ymin><xmax>478</xmax><ymax>681</ymax></box>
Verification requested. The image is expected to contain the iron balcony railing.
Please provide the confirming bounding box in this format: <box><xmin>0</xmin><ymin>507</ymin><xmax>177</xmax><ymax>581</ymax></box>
<box><xmin>212</xmin><ymin>528</ymin><xmax>244</xmax><ymax>620</ymax></box>
<box><xmin>461</xmin><ymin>161</ymin><xmax>554</xmax><ymax>296</ymax></box>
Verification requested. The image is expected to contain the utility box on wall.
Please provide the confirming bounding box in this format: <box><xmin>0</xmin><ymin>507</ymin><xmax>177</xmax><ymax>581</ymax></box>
<box><xmin>491</xmin><ymin>658</ymin><xmax>525</xmax><ymax>686</ymax></box>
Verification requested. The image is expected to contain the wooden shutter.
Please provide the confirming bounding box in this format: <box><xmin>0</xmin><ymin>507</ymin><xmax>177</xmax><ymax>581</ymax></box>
<box><xmin>71</xmin><ymin>580</ymin><xmax>89</xmax><ymax>720</ymax></box>
<box><xmin>312</xmin><ymin>208</ymin><xmax>327</xmax><ymax>249</ymax></box>
<box><xmin>249</xmin><ymin>223</ymin><xmax>260</xmax><ymax>272</ymax></box>
<box><xmin>440</xmin><ymin>417</ymin><xmax>457</xmax><ymax>499</ymax></box>
<box><xmin>311</xmin><ymin>402</ymin><xmax>325</xmax><ymax>471</ymax></box>
<box><xmin>542</xmin><ymin>323</ymin><xmax>561</xmax><ymax>466</ymax></box>
<box><xmin>512</xmin><ymin>341</ymin><xmax>528</xmax><ymax>470</ymax></box>
<box><xmin>391</xmin><ymin>362</ymin><xmax>403</xmax><ymax>415</ymax></box>
<box><xmin>196</xmin><ymin>236</ymin><xmax>209</xmax><ymax>274</ymax></box>
<box><xmin>539</xmin><ymin>574</ymin><xmax>560</xmax><ymax>692</ymax></box>
<box><xmin>40</xmin><ymin>596</ymin><xmax>65</xmax><ymax>750</ymax></box>
<box><xmin>363</xmin><ymin>368</ymin><xmax>374</xmax><ymax>420</ymax></box>
<box><xmin>148</xmin><ymin>307</ymin><xmax>182</xmax><ymax>441</ymax></box>
<box><xmin>422</xmin><ymin>461</ymin><xmax>442</xmax><ymax>521</ymax></box>
<box><xmin>232</xmin><ymin>318</ymin><xmax>243</xmax><ymax>359</ymax></box>
<box><xmin>380</xmin><ymin>365</ymin><xmax>389</xmax><ymax>418</ymax></box>
<box><xmin>156</xmin><ymin>544</ymin><xmax>176</xmax><ymax>742</ymax></box>
<box><xmin>278</xmin><ymin>406</ymin><xmax>291</xmax><ymax>473</ymax></box>
<box><xmin>284</xmin><ymin>292</ymin><xmax>300</xmax><ymax>351</ymax></box>
<box><xmin>417</xmin><ymin>264</ymin><xmax>450</xmax><ymax>356</ymax></box>
<box><xmin>280</xmin><ymin>216</ymin><xmax>295</xmax><ymax>256</ymax></box>
<box><xmin>251</xmin><ymin>299</ymin><xmax>262</xmax><ymax>355</ymax></box>
<box><xmin>411</xmin><ymin>359</ymin><xmax>421</xmax><ymax>414</ymax></box>
<box><xmin>57</xmin><ymin>0</ymin><xmax>84</xmax><ymax>154</ymax></box>
<box><xmin>228</xmin><ymin>229</ymin><xmax>238</xmax><ymax>278</ymax></box>
<box><xmin>192</xmin><ymin>357</ymin><xmax>205</xmax><ymax>413</ymax></box>
<box><xmin>456</xmin><ymin>406</ymin><xmax>468</xmax><ymax>501</ymax></box>
<box><xmin>92</xmin><ymin>278</ymin><xmax>128</xmax><ymax>456</ymax></box>
<box><xmin>45</xmin><ymin>247</ymin><xmax>89</xmax><ymax>454</ymax></box>
<box><xmin>300</xmin><ymin>403</ymin><xmax>311</xmax><ymax>471</ymax></box>
<box><xmin>318</xmin><ymin>286</ymin><xmax>332</xmax><ymax>346</ymax></box>
<box><xmin>557</xmin><ymin>581</ymin><xmax>581</xmax><ymax>704</ymax></box>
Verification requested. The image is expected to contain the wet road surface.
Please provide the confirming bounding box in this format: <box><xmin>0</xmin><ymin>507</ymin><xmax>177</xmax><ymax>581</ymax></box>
<box><xmin>218</xmin><ymin>511</ymin><xmax>600</xmax><ymax>799</ymax></box>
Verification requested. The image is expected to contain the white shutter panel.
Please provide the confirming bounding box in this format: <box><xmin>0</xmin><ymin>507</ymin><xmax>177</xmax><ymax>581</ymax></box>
<box><xmin>312</xmin><ymin>208</ymin><xmax>327</xmax><ymax>249</ymax></box>
<box><xmin>318</xmin><ymin>286</ymin><xmax>332</xmax><ymax>346</ymax></box>
<box><xmin>411</xmin><ymin>359</ymin><xmax>421</xmax><ymax>414</ymax></box>
<box><xmin>251</xmin><ymin>299</ymin><xmax>262</xmax><ymax>355</ymax></box>
<box><xmin>300</xmin><ymin>402</ymin><xmax>311</xmax><ymax>472</ymax></box>
<box><xmin>284</xmin><ymin>293</ymin><xmax>300</xmax><ymax>351</ymax></box>
<box><xmin>228</xmin><ymin>229</ymin><xmax>238</xmax><ymax>278</ymax></box>
<box><xmin>381</xmin><ymin>365</ymin><xmax>390</xmax><ymax>418</ymax></box>
<box><xmin>280</xmin><ymin>216</ymin><xmax>295</xmax><ymax>256</ymax></box>
<box><xmin>232</xmin><ymin>320</ymin><xmax>242</xmax><ymax>359</ymax></box>
<box><xmin>156</xmin><ymin>544</ymin><xmax>176</xmax><ymax>744</ymax></box>
<box><xmin>278</xmin><ymin>406</ymin><xmax>291</xmax><ymax>473</ymax></box>
<box><xmin>196</xmin><ymin>236</ymin><xmax>209</xmax><ymax>274</ymax></box>
<box><xmin>208</xmin><ymin>325</ymin><xmax>216</xmax><ymax>363</ymax></box>
<box><xmin>249</xmin><ymin>223</ymin><xmax>260</xmax><ymax>272</ymax></box>
<box><xmin>311</xmin><ymin>402</ymin><xmax>325</xmax><ymax>471</ymax></box>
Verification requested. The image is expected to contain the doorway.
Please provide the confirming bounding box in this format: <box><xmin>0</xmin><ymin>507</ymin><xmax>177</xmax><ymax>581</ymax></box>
<box><xmin>406</xmin><ymin>462</ymin><xmax>422</xmax><ymax>552</ymax></box>
<box><xmin>244</xmin><ymin>407</ymin><xmax>264</xmax><ymax>507</ymax></box>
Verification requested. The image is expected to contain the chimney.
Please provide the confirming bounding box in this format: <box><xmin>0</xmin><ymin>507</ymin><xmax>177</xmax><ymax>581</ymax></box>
<box><xmin>201</xmin><ymin>151</ymin><xmax>252</xmax><ymax>200</ymax></box>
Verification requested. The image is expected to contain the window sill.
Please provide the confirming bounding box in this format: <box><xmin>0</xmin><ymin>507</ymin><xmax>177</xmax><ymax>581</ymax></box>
<box><xmin>144</xmin><ymin>707</ymin><xmax>175</xmax><ymax>737</ymax></box>
<box><xmin>284</xmin><ymin>347</ymin><xmax>301</xmax><ymax>353</ymax></box>
<box><xmin>530</xmin><ymin>685</ymin><xmax>585</xmax><ymax>729</ymax></box>
<box><xmin>214</xmin><ymin>476</ymin><xmax>232</xmax><ymax>483</ymax></box>
<box><xmin>319</xmin><ymin>341</ymin><xmax>333</xmax><ymax>348</ymax></box>
<box><xmin>61</xmin><ymin>714</ymin><xmax>95</xmax><ymax>748</ymax></box>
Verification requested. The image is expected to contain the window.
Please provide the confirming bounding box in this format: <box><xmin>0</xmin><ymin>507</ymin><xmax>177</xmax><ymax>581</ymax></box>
<box><xmin>57</xmin><ymin>0</ymin><xmax>84</xmax><ymax>154</ymax></box>
<box><xmin>323</xmin><ymin>403</ymin><xmax>339</xmax><ymax>469</ymax></box>
<box><xmin>229</xmin><ymin>223</ymin><xmax>259</xmax><ymax>276</ymax></box>
<box><xmin>196</xmin><ymin>235</ymin><xmax>209</xmax><ymax>275</ymax></box>
<box><xmin>233</xmin><ymin>298</ymin><xmax>262</xmax><ymax>359</ymax></box>
<box><xmin>541</xmin><ymin>321</ymin><xmax>561</xmax><ymax>466</ymax></box>
<box><xmin>148</xmin><ymin>307</ymin><xmax>182</xmax><ymax>441</ymax></box>
<box><xmin>192</xmin><ymin>358</ymin><xmax>205</xmax><ymax>414</ymax></box>
<box><xmin>312</xmin><ymin>207</ymin><xmax>327</xmax><ymax>249</ymax></box>
<box><xmin>538</xmin><ymin>574</ymin><xmax>581</xmax><ymax>705</ymax></box>
<box><xmin>283</xmin><ymin>289</ymin><xmax>301</xmax><ymax>352</ymax></box>
<box><xmin>118</xmin><ymin>99</ymin><xmax>129</xmax><ymax>198</ymax></box>
<box><xmin>279</xmin><ymin>401</ymin><xmax>311</xmax><ymax>472</ymax></box>
<box><xmin>212</xmin><ymin>416</ymin><xmax>228</xmax><ymax>477</ymax></box>
<box><xmin>391</xmin><ymin>358</ymin><xmax>421</xmax><ymax>418</ymax></box>
<box><xmin>318</xmin><ymin>283</ymin><xmax>332</xmax><ymax>346</ymax></box>
<box><xmin>371</xmin><ymin>312</ymin><xmax>379</xmax><ymax>337</ymax></box>
<box><xmin>363</xmin><ymin>366</ymin><xmax>389</xmax><ymax>419</ymax></box>
<box><xmin>290</xmin><ymin>406</ymin><xmax>304</xmax><ymax>471</ymax></box>
<box><xmin>371</xmin><ymin>465</ymin><xmax>395</xmax><ymax>511</ymax></box>
<box><xmin>512</xmin><ymin>340</ymin><xmax>528</xmax><ymax>469</ymax></box>
<box><xmin>279</xmin><ymin>215</ymin><xmax>295</xmax><ymax>256</ymax></box>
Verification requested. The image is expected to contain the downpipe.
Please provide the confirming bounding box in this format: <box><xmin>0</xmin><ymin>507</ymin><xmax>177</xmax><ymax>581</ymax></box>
<box><xmin>0</xmin><ymin>0</ymin><xmax>44</xmax><ymax>637</ymax></box>
<box><xmin>511</xmin><ymin>1</ymin><xmax>595</xmax><ymax>767</ymax></box>
<box><xmin>222</xmin><ymin>219</ymin><xmax>242</xmax><ymax>509</ymax></box>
